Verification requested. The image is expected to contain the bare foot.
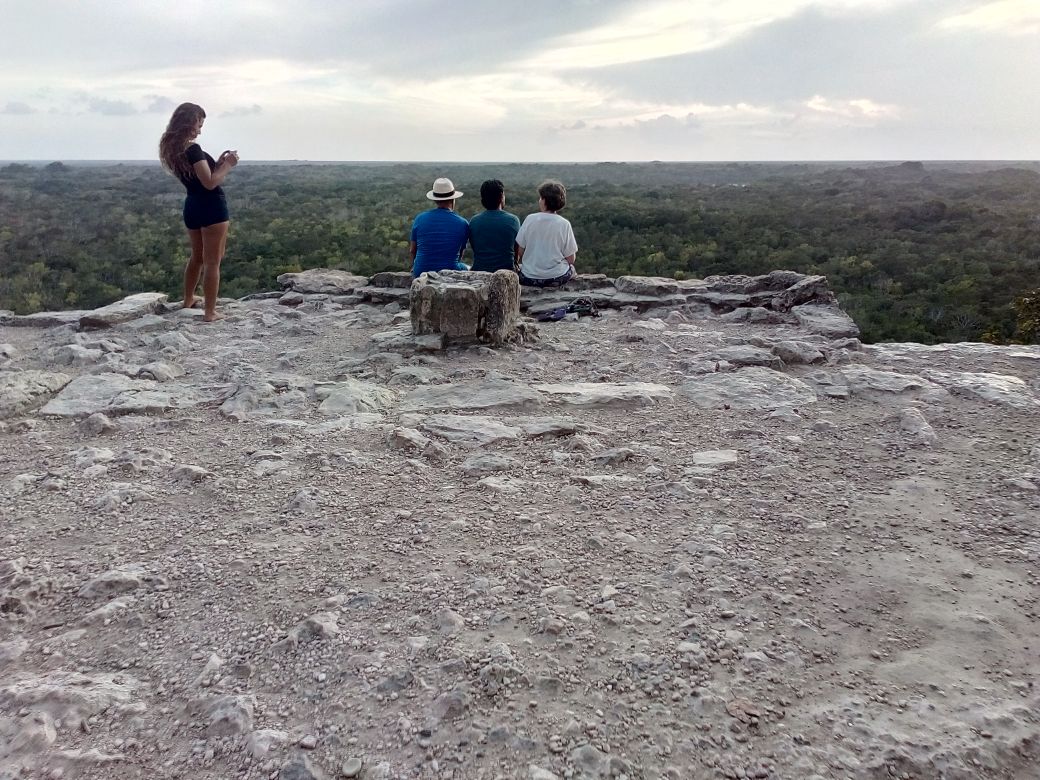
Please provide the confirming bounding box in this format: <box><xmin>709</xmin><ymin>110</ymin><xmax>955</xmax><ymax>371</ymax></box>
<box><xmin>203</xmin><ymin>312</ymin><xmax>225</xmax><ymax>323</ymax></box>
<box><xmin>181</xmin><ymin>298</ymin><xmax>203</xmax><ymax>310</ymax></box>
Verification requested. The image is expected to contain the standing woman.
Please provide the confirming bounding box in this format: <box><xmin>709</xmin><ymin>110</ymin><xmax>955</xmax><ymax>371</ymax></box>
<box><xmin>159</xmin><ymin>103</ymin><xmax>239</xmax><ymax>322</ymax></box>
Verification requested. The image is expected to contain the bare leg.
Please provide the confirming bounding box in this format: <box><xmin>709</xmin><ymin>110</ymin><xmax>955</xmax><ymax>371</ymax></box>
<box><xmin>200</xmin><ymin>221</ymin><xmax>229</xmax><ymax>322</ymax></box>
<box><xmin>183</xmin><ymin>229</ymin><xmax>204</xmax><ymax>308</ymax></box>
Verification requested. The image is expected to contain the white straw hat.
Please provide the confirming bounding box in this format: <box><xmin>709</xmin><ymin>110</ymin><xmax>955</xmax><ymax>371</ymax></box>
<box><xmin>427</xmin><ymin>177</ymin><xmax>463</xmax><ymax>201</ymax></box>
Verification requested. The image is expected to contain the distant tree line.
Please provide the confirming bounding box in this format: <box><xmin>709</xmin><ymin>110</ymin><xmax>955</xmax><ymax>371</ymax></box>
<box><xmin>1</xmin><ymin>160</ymin><xmax>1038</xmax><ymax>344</ymax></box>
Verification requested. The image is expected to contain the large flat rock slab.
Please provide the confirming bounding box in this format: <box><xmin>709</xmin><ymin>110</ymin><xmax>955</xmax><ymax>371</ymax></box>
<box><xmin>6</xmin><ymin>310</ymin><xmax>89</xmax><ymax>328</ymax></box>
<box><xmin>840</xmin><ymin>366</ymin><xmax>940</xmax><ymax>395</ymax></box>
<box><xmin>680</xmin><ymin>367</ymin><xmax>818</xmax><ymax>410</ymax></box>
<box><xmin>0</xmin><ymin>370</ymin><xmax>72</xmax><ymax>418</ymax></box>
<box><xmin>400</xmin><ymin>379</ymin><xmax>543</xmax><ymax>413</ymax></box>
<box><xmin>534</xmin><ymin>382</ymin><xmax>672</xmax><ymax>407</ymax></box>
<box><xmin>79</xmin><ymin>293</ymin><xmax>168</xmax><ymax>329</ymax></box>
<box><xmin>277</xmin><ymin>269</ymin><xmax>369</xmax><ymax>295</ymax></box>
<box><xmin>39</xmin><ymin>373</ymin><xmax>197</xmax><ymax>418</ymax></box>
<box><xmin>922</xmin><ymin>370</ymin><xmax>1040</xmax><ymax>409</ymax></box>
<box><xmin>418</xmin><ymin>414</ymin><xmax>522</xmax><ymax>447</ymax></box>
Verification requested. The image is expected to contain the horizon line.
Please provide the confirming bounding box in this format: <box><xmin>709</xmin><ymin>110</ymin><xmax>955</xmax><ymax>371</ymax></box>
<box><xmin>3</xmin><ymin>158</ymin><xmax>1038</xmax><ymax>165</ymax></box>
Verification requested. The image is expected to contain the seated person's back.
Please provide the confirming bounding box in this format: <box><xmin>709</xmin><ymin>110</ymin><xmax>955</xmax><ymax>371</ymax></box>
<box><xmin>410</xmin><ymin>177</ymin><xmax>470</xmax><ymax>276</ymax></box>
<box><xmin>516</xmin><ymin>180</ymin><xmax>577</xmax><ymax>287</ymax></box>
<box><xmin>469</xmin><ymin>179</ymin><xmax>520</xmax><ymax>273</ymax></box>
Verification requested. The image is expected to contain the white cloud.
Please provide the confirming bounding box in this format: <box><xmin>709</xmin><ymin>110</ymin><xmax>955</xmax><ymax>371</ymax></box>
<box><xmin>805</xmin><ymin>95</ymin><xmax>900</xmax><ymax>121</ymax></box>
<box><xmin>938</xmin><ymin>0</ymin><xmax>1040</xmax><ymax>35</ymax></box>
<box><xmin>0</xmin><ymin>0</ymin><xmax>1035</xmax><ymax>160</ymax></box>
<box><xmin>521</xmin><ymin>0</ymin><xmax>922</xmax><ymax>69</ymax></box>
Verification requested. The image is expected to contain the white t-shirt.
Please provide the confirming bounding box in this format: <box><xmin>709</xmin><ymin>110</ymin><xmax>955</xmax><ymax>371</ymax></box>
<box><xmin>515</xmin><ymin>212</ymin><xmax>578</xmax><ymax>280</ymax></box>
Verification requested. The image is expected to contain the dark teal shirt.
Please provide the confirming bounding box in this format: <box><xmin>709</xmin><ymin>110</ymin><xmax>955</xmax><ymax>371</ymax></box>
<box><xmin>469</xmin><ymin>209</ymin><xmax>521</xmax><ymax>272</ymax></box>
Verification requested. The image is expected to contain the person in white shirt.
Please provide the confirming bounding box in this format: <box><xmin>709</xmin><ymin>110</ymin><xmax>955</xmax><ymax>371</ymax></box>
<box><xmin>515</xmin><ymin>180</ymin><xmax>578</xmax><ymax>287</ymax></box>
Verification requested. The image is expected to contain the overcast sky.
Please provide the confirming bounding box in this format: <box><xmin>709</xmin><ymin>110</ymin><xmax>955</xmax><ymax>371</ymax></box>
<box><xmin>1</xmin><ymin>0</ymin><xmax>1037</xmax><ymax>161</ymax></box>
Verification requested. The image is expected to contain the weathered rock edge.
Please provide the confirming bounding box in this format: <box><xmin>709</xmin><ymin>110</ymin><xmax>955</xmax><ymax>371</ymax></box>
<box><xmin>4</xmin><ymin>270</ymin><xmax>858</xmax><ymax>339</ymax></box>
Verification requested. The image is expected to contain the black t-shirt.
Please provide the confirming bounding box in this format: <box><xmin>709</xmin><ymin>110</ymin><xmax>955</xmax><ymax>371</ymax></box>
<box><xmin>181</xmin><ymin>144</ymin><xmax>223</xmax><ymax>197</ymax></box>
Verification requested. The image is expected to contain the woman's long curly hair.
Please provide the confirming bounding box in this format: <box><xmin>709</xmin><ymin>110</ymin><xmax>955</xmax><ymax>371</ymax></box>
<box><xmin>159</xmin><ymin>102</ymin><xmax>205</xmax><ymax>181</ymax></box>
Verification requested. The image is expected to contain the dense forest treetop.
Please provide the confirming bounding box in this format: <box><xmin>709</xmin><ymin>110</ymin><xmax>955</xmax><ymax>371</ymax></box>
<box><xmin>1</xmin><ymin>160</ymin><xmax>1038</xmax><ymax>343</ymax></box>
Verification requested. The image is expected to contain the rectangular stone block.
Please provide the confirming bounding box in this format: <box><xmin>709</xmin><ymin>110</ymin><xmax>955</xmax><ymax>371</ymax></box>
<box><xmin>410</xmin><ymin>270</ymin><xmax>521</xmax><ymax>346</ymax></box>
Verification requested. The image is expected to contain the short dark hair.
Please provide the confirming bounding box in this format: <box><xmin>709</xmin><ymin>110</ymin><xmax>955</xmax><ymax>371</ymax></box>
<box><xmin>480</xmin><ymin>179</ymin><xmax>504</xmax><ymax>210</ymax></box>
<box><xmin>538</xmin><ymin>180</ymin><xmax>566</xmax><ymax>212</ymax></box>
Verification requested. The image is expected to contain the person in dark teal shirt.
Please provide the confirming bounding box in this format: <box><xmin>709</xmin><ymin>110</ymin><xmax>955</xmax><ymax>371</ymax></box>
<box><xmin>469</xmin><ymin>179</ymin><xmax>521</xmax><ymax>273</ymax></box>
<box><xmin>410</xmin><ymin>177</ymin><xmax>470</xmax><ymax>276</ymax></box>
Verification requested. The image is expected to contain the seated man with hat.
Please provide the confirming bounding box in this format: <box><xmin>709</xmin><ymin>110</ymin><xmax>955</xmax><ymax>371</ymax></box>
<box><xmin>409</xmin><ymin>177</ymin><xmax>470</xmax><ymax>277</ymax></box>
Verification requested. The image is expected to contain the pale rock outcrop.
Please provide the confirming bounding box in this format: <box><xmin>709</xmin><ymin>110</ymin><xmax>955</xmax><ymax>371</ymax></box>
<box><xmin>313</xmin><ymin>379</ymin><xmax>396</xmax><ymax>415</ymax></box>
<box><xmin>248</xmin><ymin>729</ymin><xmax>290</xmax><ymax>758</ymax></box>
<box><xmin>0</xmin><ymin>671</ymin><xmax>142</xmax><ymax>729</ymax></box>
<box><xmin>614</xmin><ymin>276</ymin><xmax>681</xmax><ymax>296</ymax></box>
<box><xmin>518</xmin><ymin>417</ymin><xmax>596</xmax><ymax>438</ymax></box>
<box><xmin>388</xmin><ymin>426</ymin><xmax>448</xmax><ymax>460</ymax></box>
<box><xmin>680</xmin><ymin>367</ymin><xmax>818</xmax><ymax>410</ymax></box>
<box><xmin>419</xmin><ymin>414</ymin><xmax>522</xmax><ymax>447</ymax></box>
<box><xmin>770</xmin><ymin>275</ymin><xmax>833</xmax><ymax>311</ymax></box>
<box><xmin>277</xmin><ymin>269</ymin><xmax>369</xmax><ymax>295</ymax></box>
<box><xmin>838</xmin><ymin>366</ymin><xmax>940</xmax><ymax>396</ymax></box>
<box><xmin>79</xmin><ymin>292</ymin><xmax>168</xmax><ymax>329</ymax></box>
<box><xmin>790</xmin><ymin>303</ymin><xmax>860</xmax><ymax>339</ymax></box>
<box><xmin>721</xmin><ymin>307</ymin><xmax>790</xmax><ymax>325</ymax></box>
<box><xmin>773</xmin><ymin>340</ymin><xmax>826</xmax><ymax>365</ymax></box>
<box><xmin>220</xmin><ymin>381</ymin><xmax>281</xmax><ymax>421</ymax></box>
<box><xmin>899</xmin><ymin>407</ymin><xmax>938</xmax><ymax>445</ymax></box>
<box><xmin>6</xmin><ymin>310</ymin><xmax>88</xmax><ymax>328</ymax></box>
<box><xmin>39</xmin><ymin>373</ymin><xmax>195</xmax><ymax>417</ymax></box>
<box><xmin>136</xmin><ymin>360</ymin><xmax>184</xmax><ymax>382</ymax></box>
<box><xmin>534</xmin><ymin>382</ymin><xmax>672</xmax><ymax>407</ymax></box>
<box><xmin>400</xmin><ymin>378</ymin><xmax>543</xmax><ymax>413</ymax></box>
<box><xmin>462</xmin><ymin>452</ymin><xmax>519</xmax><ymax>475</ymax></box>
<box><xmin>0</xmin><ymin>370</ymin><xmax>71</xmax><ymax>418</ymax></box>
<box><xmin>46</xmin><ymin>344</ymin><xmax>105</xmax><ymax>366</ymax></box>
<box><xmin>356</xmin><ymin>270</ymin><xmax>414</xmax><ymax>305</ymax></box>
<box><xmin>709</xmin><ymin>345</ymin><xmax>783</xmax><ymax>369</ymax></box>
<box><xmin>922</xmin><ymin>370</ymin><xmax>1040</xmax><ymax>409</ymax></box>
<box><xmin>689</xmin><ymin>449</ymin><xmax>739</xmax><ymax>467</ymax></box>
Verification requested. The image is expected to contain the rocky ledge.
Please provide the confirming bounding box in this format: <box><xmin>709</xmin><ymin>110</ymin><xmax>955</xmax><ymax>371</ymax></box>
<box><xmin>0</xmin><ymin>270</ymin><xmax>1038</xmax><ymax>780</ymax></box>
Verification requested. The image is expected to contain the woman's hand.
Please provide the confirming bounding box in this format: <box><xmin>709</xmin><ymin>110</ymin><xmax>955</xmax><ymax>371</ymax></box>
<box><xmin>195</xmin><ymin>150</ymin><xmax>239</xmax><ymax>190</ymax></box>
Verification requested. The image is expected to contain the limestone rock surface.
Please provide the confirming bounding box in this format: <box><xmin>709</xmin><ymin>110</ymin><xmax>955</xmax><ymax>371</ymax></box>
<box><xmin>0</xmin><ymin>370</ymin><xmax>71</xmax><ymax>418</ymax></box>
<box><xmin>39</xmin><ymin>373</ymin><xmax>195</xmax><ymax>417</ymax></box>
<box><xmin>400</xmin><ymin>378</ymin><xmax>543</xmax><ymax>413</ymax></box>
<box><xmin>277</xmin><ymin>269</ymin><xmax>369</xmax><ymax>295</ymax></box>
<box><xmin>534</xmin><ymin>382</ymin><xmax>672</xmax><ymax>406</ymax></box>
<box><xmin>411</xmin><ymin>270</ymin><xmax>521</xmax><ymax>346</ymax></box>
<box><xmin>680</xmin><ymin>367</ymin><xmax>818</xmax><ymax>410</ymax></box>
<box><xmin>79</xmin><ymin>293</ymin><xmax>168</xmax><ymax>329</ymax></box>
<box><xmin>3</xmin><ymin>269</ymin><xmax>1038</xmax><ymax>780</ymax></box>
